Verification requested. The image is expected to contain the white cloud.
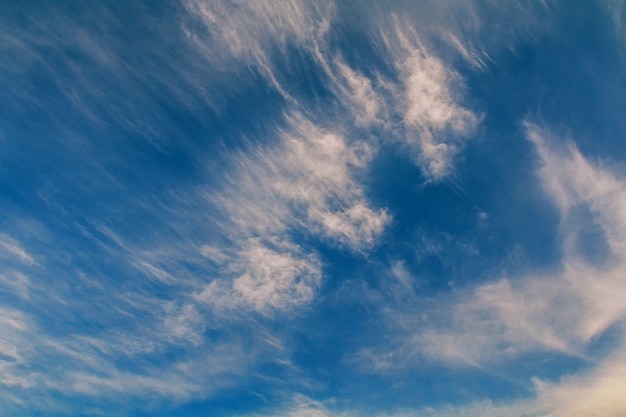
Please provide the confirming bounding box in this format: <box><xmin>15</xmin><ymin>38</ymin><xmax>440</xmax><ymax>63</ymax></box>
<box><xmin>2</xmin><ymin>2</ymin><xmax>569</xmax><ymax>413</ymax></box>
<box><xmin>444</xmin><ymin>32</ymin><xmax>489</xmax><ymax>70</ymax></box>
<box><xmin>186</xmin><ymin>0</ymin><xmax>332</xmax><ymax>61</ymax></box>
<box><xmin>526</xmin><ymin>122</ymin><xmax>626</xmax><ymax>256</ymax></box>
<box><xmin>389</xmin><ymin>260</ymin><xmax>416</xmax><ymax>292</ymax></box>
<box><xmin>196</xmin><ymin>238</ymin><xmax>322</xmax><ymax>315</ymax></box>
<box><xmin>533</xmin><ymin>342</ymin><xmax>626</xmax><ymax>417</ymax></box>
<box><xmin>3</xmin><ymin>45</ymin><xmax>383</xmax><ymax>417</ymax></box>
<box><xmin>335</xmin><ymin>61</ymin><xmax>382</xmax><ymax>127</ymax></box>
<box><xmin>380</xmin><ymin>18</ymin><xmax>480</xmax><ymax>180</ymax></box>
<box><xmin>0</xmin><ymin>299</ymin><xmax>256</xmax><ymax>409</ymax></box>
<box><xmin>195</xmin><ymin>114</ymin><xmax>389</xmax><ymax>314</ymax></box>
<box><xmin>0</xmin><ymin>272</ymin><xmax>30</xmax><ymax>300</ymax></box>
<box><xmin>0</xmin><ymin>234</ymin><xmax>35</xmax><ymax>265</ymax></box>
<box><xmin>185</xmin><ymin>0</ymin><xmax>386</xmax><ymax>130</ymax></box>
<box><xmin>213</xmin><ymin>114</ymin><xmax>389</xmax><ymax>252</ymax></box>
<box><xmin>0</xmin><ymin>227</ymin><xmax>266</xmax><ymax>409</ymax></box>
<box><xmin>199</xmin><ymin>245</ymin><xmax>229</xmax><ymax>265</ymax></box>
<box><xmin>185</xmin><ymin>0</ymin><xmax>333</xmax><ymax>98</ymax></box>
<box><xmin>402</xmin><ymin>48</ymin><xmax>476</xmax><ymax>134</ymax></box>
<box><xmin>401</xmin><ymin>49</ymin><xmax>478</xmax><ymax>179</ymax></box>
<box><xmin>133</xmin><ymin>261</ymin><xmax>176</xmax><ymax>284</ymax></box>
<box><xmin>0</xmin><ymin>307</ymin><xmax>36</xmax><ymax>391</ymax></box>
<box><xmin>161</xmin><ymin>303</ymin><xmax>205</xmax><ymax>346</ymax></box>
<box><xmin>231</xmin><ymin>239</ymin><xmax>321</xmax><ymax>313</ymax></box>
<box><xmin>185</xmin><ymin>0</ymin><xmax>482</xmax><ymax>182</ymax></box>
<box><xmin>241</xmin><ymin>394</ymin><xmax>347</xmax><ymax>417</ymax></box>
<box><xmin>348</xmin><ymin>122</ymin><xmax>626</xmax><ymax>414</ymax></box>
<box><xmin>392</xmin><ymin>340</ymin><xmax>626</xmax><ymax>417</ymax></box>
<box><xmin>240</xmin><ymin>354</ymin><xmax>626</xmax><ymax>417</ymax></box>
<box><xmin>186</xmin><ymin>1</ymin><xmax>483</xmax><ymax>183</ymax></box>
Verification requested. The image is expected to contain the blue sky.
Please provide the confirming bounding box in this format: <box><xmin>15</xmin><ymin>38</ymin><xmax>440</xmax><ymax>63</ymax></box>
<box><xmin>2</xmin><ymin>0</ymin><xmax>626</xmax><ymax>415</ymax></box>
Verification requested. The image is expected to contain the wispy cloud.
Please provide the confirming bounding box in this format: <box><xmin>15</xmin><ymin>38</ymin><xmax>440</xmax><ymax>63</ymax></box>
<box><xmin>0</xmin><ymin>213</ymin><xmax>267</xmax><ymax>412</ymax></box>
<box><xmin>240</xmin><ymin>394</ymin><xmax>344</xmax><ymax>417</ymax></box>
<box><xmin>240</xmin><ymin>349</ymin><xmax>626</xmax><ymax>417</ymax></box>
<box><xmin>194</xmin><ymin>113</ymin><xmax>389</xmax><ymax>315</ymax></box>
<box><xmin>4</xmin><ymin>1</ymin><xmax>594</xmax><ymax>415</ymax></box>
<box><xmin>382</xmin><ymin>18</ymin><xmax>480</xmax><ymax>180</ymax></box>
<box><xmin>195</xmin><ymin>238</ymin><xmax>322</xmax><ymax>315</ymax></box>
<box><xmin>532</xmin><ymin>341</ymin><xmax>626</xmax><ymax>417</ymax></box>
<box><xmin>526</xmin><ymin>122</ymin><xmax>626</xmax><ymax>256</ymax></box>
<box><xmin>211</xmin><ymin>114</ymin><xmax>389</xmax><ymax>251</ymax></box>
<box><xmin>1</xmin><ymin>1</ymin><xmax>396</xmax><ymax>409</ymax></box>
<box><xmin>444</xmin><ymin>32</ymin><xmax>489</xmax><ymax>70</ymax></box>
<box><xmin>186</xmin><ymin>2</ymin><xmax>482</xmax><ymax>182</ymax></box>
<box><xmin>237</xmin><ymin>393</ymin><xmax>536</xmax><ymax>417</ymax></box>
<box><xmin>0</xmin><ymin>234</ymin><xmax>35</xmax><ymax>265</ymax></box>
<box><xmin>334</xmin><ymin>60</ymin><xmax>383</xmax><ymax>127</ymax></box>
<box><xmin>347</xmin><ymin>121</ymin><xmax>626</xmax><ymax>414</ymax></box>
<box><xmin>369</xmin><ymin>338</ymin><xmax>626</xmax><ymax>417</ymax></box>
<box><xmin>184</xmin><ymin>0</ymin><xmax>333</xmax><ymax>99</ymax></box>
<box><xmin>0</xmin><ymin>272</ymin><xmax>30</xmax><ymax>300</ymax></box>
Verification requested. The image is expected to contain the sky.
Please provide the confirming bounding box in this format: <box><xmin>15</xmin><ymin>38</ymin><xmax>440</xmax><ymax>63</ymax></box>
<box><xmin>2</xmin><ymin>0</ymin><xmax>626</xmax><ymax>416</ymax></box>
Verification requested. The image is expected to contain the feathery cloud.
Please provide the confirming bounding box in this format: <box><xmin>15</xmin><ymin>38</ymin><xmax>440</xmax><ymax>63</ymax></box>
<box><xmin>379</xmin><ymin>18</ymin><xmax>480</xmax><ymax>180</ymax></box>
<box><xmin>345</xmin><ymin>121</ymin><xmax>626</xmax><ymax>417</ymax></box>
<box><xmin>212</xmin><ymin>114</ymin><xmax>389</xmax><ymax>251</ymax></box>
<box><xmin>355</xmin><ymin>123</ymin><xmax>626</xmax><ymax>370</ymax></box>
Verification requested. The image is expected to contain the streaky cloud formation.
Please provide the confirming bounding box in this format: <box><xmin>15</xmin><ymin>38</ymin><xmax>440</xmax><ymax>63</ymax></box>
<box><xmin>382</xmin><ymin>17</ymin><xmax>480</xmax><ymax>180</ymax></box>
<box><xmin>185</xmin><ymin>0</ymin><xmax>334</xmax><ymax>99</ymax></box>
<box><xmin>211</xmin><ymin>114</ymin><xmax>388</xmax><ymax>248</ymax></box>
<box><xmin>335</xmin><ymin>60</ymin><xmax>382</xmax><ymax>127</ymax></box>
<box><xmin>187</xmin><ymin>0</ymin><xmax>480</xmax><ymax>180</ymax></box>
<box><xmin>0</xmin><ymin>235</ymin><xmax>35</xmax><ymax>266</ymax></box>
<box><xmin>195</xmin><ymin>237</ymin><xmax>323</xmax><ymax>314</ymax></box>
<box><xmin>2</xmin><ymin>1</ymin><xmax>626</xmax><ymax>416</ymax></box>
<box><xmin>195</xmin><ymin>113</ymin><xmax>389</xmax><ymax>314</ymax></box>
<box><xmin>350</xmin><ymin>123</ymin><xmax>626</xmax><ymax>416</ymax></box>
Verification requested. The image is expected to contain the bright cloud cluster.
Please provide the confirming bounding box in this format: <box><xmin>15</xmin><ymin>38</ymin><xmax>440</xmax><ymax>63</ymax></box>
<box><xmin>197</xmin><ymin>115</ymin><xmax>389</xmax><ymax>314</ymax></box>
<box><xmin>187</xmin><ymin>2</ymin><xmax>480</xmax><ymax>181</ymax></box>
<box><xmin>196</xmin><ymin>238</ymin><xmax>322</xmax><ymax>315</ymax></box>
<box><xmin>401</xmin><ymin>47</ymin><xmax>479</xmax><ymax>179</ymax></box>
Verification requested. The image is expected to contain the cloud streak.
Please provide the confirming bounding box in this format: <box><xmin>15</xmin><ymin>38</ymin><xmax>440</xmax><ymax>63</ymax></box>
<box><xmin>212</xmin><ymin>115</ymin><xmax>388</xmax><ymax>250</ymax></box>
<box><xmin>184</xmin><ymin>0</ymin><xmax>333</xmax><ymax>99</ymax></box>
<box><xmin>384</xmin><ymin>19</ymin><xmax>480</xmax><ymax>179</ymax></box>
<box><xmin>186</xmin><ymin>2</ymin><xmax>481</xmax><ymax>181</ymax></box>
<box><xmin>195</xmin><ymin>238</ymin><xmax>322</xmax><ymax>315</ymax></box>
<box><xmin>348</xmin><ymin>121</ymin><xmax>626</xmax><ymax>415</ymax></box>
<box><xmin>5</xmin><ymin>1</ymin><xmax>594</xmax><ymax>416</ymax></box>
<box><xmin>195</xmin><ymin>113</ymin><xmax>389</xmax><ymax>315</ymax></box>
<box><xmin>0</xmin><ymin>234</ymin><xmax>35</xmax><ymax>266</ymax></box>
